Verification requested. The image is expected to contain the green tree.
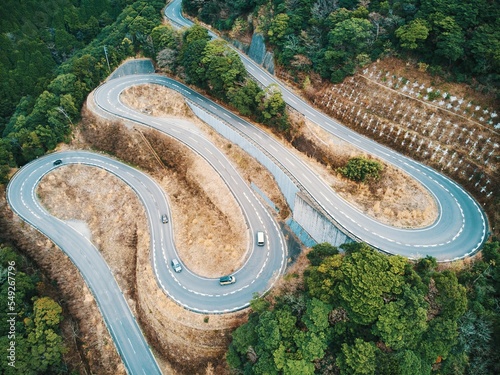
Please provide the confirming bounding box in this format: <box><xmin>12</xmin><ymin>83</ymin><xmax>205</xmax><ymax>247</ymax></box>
<box><xmin>268</xmin><ymin>13</ymin><xmax>290</xmax><ymax>46</ymax></box>
<box><xmin>227</xmin><ymin>79</ymin><xmax>261</xmax><ymax>116</ymax></box>
<box><xmin>306</xmin><ymin>242</ymin><xmax>339</xmax><ymax>266</ymax></box>
<box><xmin>256</xmin><ymin>311</ymin><xmax>281</xmax><ymax>352</ymax></box>
<box><xmin>150</xmin><ymin>24</ymin><xmax>179</xmax><ymax>50</ymax></box>
<box><xmin>179</xmin><ymin>25</ymin><xmax>211</xmax><ymax>85</ymax></box>
<box><xmin>25</xmin><ymin>297</ymin><xmax>66</xmax><ymax>373</ymax></box>
<box><xmin>337</xmin><ymin>338</ymin><xmax>377</xmax><ymax>375</ymax></box>
<box><xmin>338</xmin><ymin>157</ymin><xmax>383</xmax><ymax>183</ymax></box>
<box><xmin>395</xmin><ymin>350</ymin><xmax>426</xmax><ymax>375</ymax></box>
<box><xmin>431</xmin><ymin>15</ymin><xmax>465</xmax><ymax>63</ymax></box>
<box><xmin>305</xmin><ymin>252</ymin><xmax>344</xmax><ymax>304</ymax></box>
<box><xmin>468</xmin><ymin>24</ymin><xmax>500</xmax><ymax>74</ymax></box>
<box><xmin>303</xmin><ymin>297</ymin><xmax>331</xmax><ymax>333</ymax></box>
<box><xmin>183</xmin><ymin>24</ymin><xmax>211</xmax><ymax>45</ymax></box>
<box><xmin>328</xmin><ymin>18</ymin><xmax>373</xmax><ymax>55</ymax></box>
<box><xmin>256</xmin><ymin>84</ymin><xmax>289</xmax><ymax>131</ymax></box>
<box><xmin>337</xmin><ymin>248</ymin><xmax>406</xmax><ymax>325</ymax></box>
<box><xmin>433</xmin><ymin>270</ymin><xmax>467</xmax><ymax>320</ymax></box>
<box><xmin>395</xmin><ymin>19</ymin><xmax>430</xmax><ymax>50</ymax></box>
<box><xmin>418</xmin><ymin>317</ymin><xmax>459</xmax><ymax>365</ymax></box>
<box><xmin>180</xmin><ymin>39</ymin><xmax>209</xmax><ymax>85</ymax></box>
<box><xmin>200</xmin><ymin>40</ymin><xmax>247</xmax><ymax>100</ymax></box>
<box><xmin>373</xmin><ymin>285</ymin><xmax>428</xmax><ymax>350</ymax></box>
<box><xmin>0</xmin><ymin>246</ymin><xmax>66</xmax><ymax>374</ymax></box>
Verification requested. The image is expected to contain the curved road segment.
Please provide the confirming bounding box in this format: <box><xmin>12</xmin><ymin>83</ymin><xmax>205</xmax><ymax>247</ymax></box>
<box><xmin>5</xmin><ymin>2</ymin><xmax>490</xmax><ymax>372</ymax></box>
<box><xmin>164</xmin><ymin>0</ymin><xmax>488</xmax><ymax>261</ymax></box>
<box><xmin>8</xmin><ymin>146</ymin><xmax>286</xmax><ymax>371</ymax></box>
<box><xmin>7</xmin><ymin>152</ymin><xmax>162</xmax><ymax>375</ymax></box>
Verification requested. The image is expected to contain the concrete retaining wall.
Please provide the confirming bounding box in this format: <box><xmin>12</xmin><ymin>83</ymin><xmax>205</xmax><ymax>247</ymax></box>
<box><xmin>187</xmin><ymin>102</ymin><xmax>299</xmax><ymax>209</ymax></box>
<box><xmin>293</xmin><ymin>193</ymin><xmax>353</xmax><ymax>247</ymax></box>
<box><xmin>187</xmin><ymin>101</ymin><xmax>354</xmax><ymax>247</ymax></box>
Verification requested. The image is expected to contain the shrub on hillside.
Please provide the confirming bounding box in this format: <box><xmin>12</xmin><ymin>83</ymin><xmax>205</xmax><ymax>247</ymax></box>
<box><xmin>338</xmin><ymin>157</ymin><xmax>383</xmax><ymax>183</ymax></box>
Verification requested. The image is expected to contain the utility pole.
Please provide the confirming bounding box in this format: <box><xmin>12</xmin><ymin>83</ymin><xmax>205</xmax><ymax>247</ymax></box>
<box><xmin>103</xmin><ymin>45</ymin><xmax>111</xmax><ymax>73</ymax></box>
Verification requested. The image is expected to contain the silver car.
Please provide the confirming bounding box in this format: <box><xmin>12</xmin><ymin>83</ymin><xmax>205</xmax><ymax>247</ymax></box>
<box><xmin>171</xmin><ymin>259</ymin><xmax>182</xmax><ymax>273</ymax></box>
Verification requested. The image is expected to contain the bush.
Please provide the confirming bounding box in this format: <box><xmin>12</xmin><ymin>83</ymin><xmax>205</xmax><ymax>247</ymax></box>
<box><xmin>338</xmin><ymin>157</ymin><xmax>383</xmax><ymax>182</ymax></box>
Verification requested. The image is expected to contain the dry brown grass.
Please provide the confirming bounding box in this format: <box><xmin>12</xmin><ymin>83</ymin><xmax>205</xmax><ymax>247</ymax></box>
<box><xmin>121</xmin><ymin>84</ymin><xmax>194</xmax><ymax>118</ymax></box>
<box><xmin>0</xmin><ymin>189</ymin><xmax>125</xmax><ymax>375</ymax></box>
<box><xmin>30</xmin><ymin>89</ymin><xmax>291</xmax><ymax>373</ymax></box>
<box><xmin>287</xmin><ymin>110</ymin><xmax>438</xmax><ymax>228</ymax></box>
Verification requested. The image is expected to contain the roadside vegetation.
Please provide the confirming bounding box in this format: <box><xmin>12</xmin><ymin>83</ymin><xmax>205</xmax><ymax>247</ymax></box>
<box><xmin>338</xmin><ymin>157</ymin><xmax>383</xmax><ymax>183</ymax></box>
<box><xmin>175</xmin><ymin>25</ymin><xmax>290</xmax><ymax>131</ymax></box>
<box><xmin>227</xmin><ymin>241</ymin><xmax>500</xmax><ymax>375</ymax></box>
<box><xmin>0</xmin><ymin>245</ymin><xmax>67</xmax><ymax>374</ymax></box>
<box><xmin>0</xmin><ymin>0</ymin><xmax>165</xmax><ymax>183</ymax></box>
<box><xmin>183</xmin><ymin>0</ymin><xmax>499</xmax><ymax>96</ymax></box>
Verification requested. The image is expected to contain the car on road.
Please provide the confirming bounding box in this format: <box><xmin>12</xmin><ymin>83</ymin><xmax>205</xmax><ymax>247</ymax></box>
<box><xmin>219</xmin><ymin>275</ymin><xmax>236</xmax><ymax>285</ymax></box>
<box><xmin>257</xmin><ymin>231</ymin><xmax>265</xmax><ymax>246</ymax></box>
<box><xmin>171</xmin><ymin>259</ymin><xmax>182</xmax><ymax>273</ymax></box>
<box><xmin>53</xmin><ymin>159</ymin><xmax>62</xmax><ymax>166</ymax></box>
<box><xmin>162</xmin><ymin>214</ymin><xmax>169</xmax><ymax>223</ymax></box>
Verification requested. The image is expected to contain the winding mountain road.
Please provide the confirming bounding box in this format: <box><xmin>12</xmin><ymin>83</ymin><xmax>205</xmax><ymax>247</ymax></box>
<box><xmin>7</xmin><ymin>152</ymin><xmax>163</xmax><ymax>375</ymax></box>
<box><xmin>4</xmin><ymin>2</ymin><xmax>491</xmax><ymax>373</ymax></box>
<box><xmin>164</xmin><ymin>0</ymin><xmax>489</xmax><ymax>261</ymax></box>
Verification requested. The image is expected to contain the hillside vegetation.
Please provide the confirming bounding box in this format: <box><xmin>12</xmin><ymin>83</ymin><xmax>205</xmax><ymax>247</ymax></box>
<box><xmin>227</xmin><ymin>242</ymin><xmax>500</xmax><ymax>375</ymax></box>
<box><xmin>0</xmin><ymin>246</ymin><xmax>67</xmax><ymax>374</ymax></box>
<box><xmin>183</xmin><ymin>0</ymin><xmax>499</xmax><ymax>95</ymax></box>
<box><xmin>0</xmin><ymin>0</ymin><xmax>165</xmax><ymax>182</ymax></box>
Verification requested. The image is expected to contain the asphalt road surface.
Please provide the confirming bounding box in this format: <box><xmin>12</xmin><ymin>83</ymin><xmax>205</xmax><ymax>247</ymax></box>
<box><xmin>163</xmin><ymin>0</ymin><xmax>489</xmax><ymax>261</ymax></box>
<box><xmin>7</xmin><ymin>152</ymin><xmax>162</xmax><ymax>375</ymax></box>
<box><xmin>5</xmin><ymin>3</ymin><xmax>490</xmax><ymax>372</ymax></box>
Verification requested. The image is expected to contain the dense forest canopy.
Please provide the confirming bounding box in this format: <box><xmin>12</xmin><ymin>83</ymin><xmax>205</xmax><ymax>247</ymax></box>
<box><xmin>165</xmin><ymin>24</ymin><xmax>290</xmax><ymax>130</ymax></box>
<box><xmin>0</xmin><ymin>245</ymin><xmax>66</xmax><ymax>374</ymax></box>
<box><xmin>0</xmin><ymin>0</ymin><xmax>126</xmax><ymax>135</ymax></box>
<box><xmin>182</xmin><ymin>0</ymin><xmax>500</xmax><ymax>89</ymax></box>
<box><xmin>0</xmin><ymin>0</ymin><xmax>165</xmax><ymax>183</ymax></box>
<box><xmin>227</xmin><ymin>242</ymin><xmax>500</xmax><ymax>374</ymax></box>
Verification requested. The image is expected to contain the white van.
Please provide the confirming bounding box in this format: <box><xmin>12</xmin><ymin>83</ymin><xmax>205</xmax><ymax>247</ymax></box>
<box><xmin>257</xmin><ymin>231</ymin><xmax>265</xmax><ymax>246</ymax></box>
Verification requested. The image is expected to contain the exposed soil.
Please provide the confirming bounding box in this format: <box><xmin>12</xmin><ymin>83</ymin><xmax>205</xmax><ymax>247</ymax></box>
<box><xmin>0</xmin><ymin>189</ymin><xmax>125</xmax><ymax>375</ymax></box>
<box><xmin>278</xmin><ymin>57</ymin><xmax>499</xmax><ymax>236</ymax></box>
<box><xmin>22</xmin><ymin>88</ymin><xmax>291</xmax><ymax>373</ymax></box>
<box><xmin>122</xmin><ymin>84</ymin><xmax>438</xmax><ymax>228</ymax></box>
